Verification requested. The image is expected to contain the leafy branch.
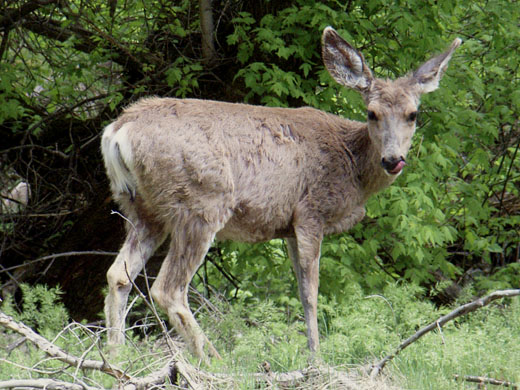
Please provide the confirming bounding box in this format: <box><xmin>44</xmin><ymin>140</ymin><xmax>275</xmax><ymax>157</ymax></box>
<box><xmin>0</xmin><ymin>0</ymin><xmax>59</xmax><ymax>30</ymax></box>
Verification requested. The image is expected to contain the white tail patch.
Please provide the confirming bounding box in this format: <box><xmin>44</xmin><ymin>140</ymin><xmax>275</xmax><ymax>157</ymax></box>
<box><xmin>101</xmin><ymin>123</ymin><xmax>136</xmax><ymax>199</ymax></box>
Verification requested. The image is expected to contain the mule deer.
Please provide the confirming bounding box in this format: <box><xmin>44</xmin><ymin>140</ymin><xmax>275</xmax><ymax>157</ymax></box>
<box><xmin>101</xmin><ymin>27</ymin><xmax>461</xmax><ymax>359</ymax></box>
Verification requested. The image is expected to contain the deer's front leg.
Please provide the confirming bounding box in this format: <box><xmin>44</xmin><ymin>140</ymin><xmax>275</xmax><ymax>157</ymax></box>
<box><xmin>287</xmin><ymin>222</ymin><xmax>323</xmax><ymax>353</ymax></box>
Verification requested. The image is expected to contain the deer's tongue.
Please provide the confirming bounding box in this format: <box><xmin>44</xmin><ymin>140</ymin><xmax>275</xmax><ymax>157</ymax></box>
<box><xmin>389</xmin><ymin>160</ymin><xmax>406</xmax><ymax>175</ymax></box>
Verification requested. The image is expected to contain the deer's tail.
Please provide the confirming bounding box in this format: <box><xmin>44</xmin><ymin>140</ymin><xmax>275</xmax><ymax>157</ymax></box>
<box><xmin>101</xmin><ymin>123</ymin><xmax>137</xmax><ymax>201</ymax></box>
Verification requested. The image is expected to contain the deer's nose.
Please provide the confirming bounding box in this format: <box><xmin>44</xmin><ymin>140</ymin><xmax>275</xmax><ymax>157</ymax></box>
<box><xmin>381</xmin><ymin>156</ymin><xmax>406</xmax><ymax>175</ymax></box>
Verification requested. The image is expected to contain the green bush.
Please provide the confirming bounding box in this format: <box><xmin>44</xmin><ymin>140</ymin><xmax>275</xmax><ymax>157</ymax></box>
<box><xmin>215</xmin><ymin>0</ymin><xmax>520</xmax><ymax>298</ymax></box>
<box><xmin>1</xmin><ymin>284</ymin><xmax>68</xmax><ymax>338</ymax></box>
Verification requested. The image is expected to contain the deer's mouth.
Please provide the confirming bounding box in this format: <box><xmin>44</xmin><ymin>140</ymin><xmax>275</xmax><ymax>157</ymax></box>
<box><xmin>389</xmin><ymin>160</ymin><xmax>406</xmax><ymax>174</ymax></box>
<box><xmin>382</xmin><ymin>157</ymin><xmax>406</xmax><ymax>175</ymax></box>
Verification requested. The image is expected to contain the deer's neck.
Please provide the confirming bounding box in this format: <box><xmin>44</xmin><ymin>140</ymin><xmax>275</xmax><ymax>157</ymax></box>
<box><xmin>341</xmin><ymin>123</ymin><xmax>397</xmax><ymax>199</ymax></box>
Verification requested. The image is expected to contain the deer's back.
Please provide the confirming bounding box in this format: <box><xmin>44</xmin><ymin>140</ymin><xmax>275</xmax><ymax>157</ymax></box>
<box><xmin>111</xmin><ymin>97</ymin><xmax>362</xmax><ymax>242</ymax></box>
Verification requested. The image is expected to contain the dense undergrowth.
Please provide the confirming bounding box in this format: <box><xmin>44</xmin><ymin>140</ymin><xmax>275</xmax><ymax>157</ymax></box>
<box><xmin>1</xmin><ymin>283</ymin><xmax>519</xmax><ymax>389</ymax></box>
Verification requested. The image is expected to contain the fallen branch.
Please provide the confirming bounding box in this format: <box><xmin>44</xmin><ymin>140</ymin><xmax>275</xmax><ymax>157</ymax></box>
<box><xmin>0</xmin><ymin>379</ymin><xmax>96</xmax><ymax>390</ymax></box>
<box><xmin>370</xmin><ymin>289</ymin><xmax>520</xmax><ymax>377</ymax></box>
<box><xmin>454</xmin><ymin>374</ymin><xmax>519</xmax><ymax>389</ymax></box>
<box><xmin>0</xmin><ymin>311</ymin><xmax>129</xmax><ymax>381</ymax></box>
<box><xmin>122</xmin><ymin>359</ymin><xmax>185</xmax><ymax>390</ymax></box>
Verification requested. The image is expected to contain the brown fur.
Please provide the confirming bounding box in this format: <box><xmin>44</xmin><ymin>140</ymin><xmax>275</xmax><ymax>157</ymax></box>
<box><xmin>101</xmin><ymin>27</ymin><xmax>460</xmax><ymax>359</ymax></box>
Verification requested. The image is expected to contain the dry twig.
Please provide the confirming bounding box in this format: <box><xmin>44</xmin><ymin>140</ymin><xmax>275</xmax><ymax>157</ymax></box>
<box><xmin>370</xmin><ymin>289</ymin><xmax>520</xmax><ymax>377</ymax></box>
<box><xmin>0</xmin><ymin>378</ymin><xmax>95</xmax><ymax>390</ymax></box>
<box><xmin>454</xmin><ymin>375</ymin><xmax>519</xmax><ymax>389</ymax></box>
<box><xmin>0</xmin><ymin>310</ymin><xmax>200</xmax><ymax>389</ymax></box>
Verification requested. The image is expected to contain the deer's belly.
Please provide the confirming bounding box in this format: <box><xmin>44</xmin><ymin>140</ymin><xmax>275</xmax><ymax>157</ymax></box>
<box><xmin>216</xmin><ymin>202</ymin><xmax>295</xmax><ymax>243</ymax></box>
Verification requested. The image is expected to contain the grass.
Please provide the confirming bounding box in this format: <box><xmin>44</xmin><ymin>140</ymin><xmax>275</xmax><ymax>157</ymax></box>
<box><xmin>200</xmin><ymin>283</ymin><xmax>520</xmax><ymax>389</ymax></box>
<box><xmin>395</xmin><ymin>300</ymin><xmax>520</xmax><ymax>389</ymax></box>
<box><xmin>1</xmin><ymin>283</ymin><xmax>519</xmax><ymax>389</ymax></box>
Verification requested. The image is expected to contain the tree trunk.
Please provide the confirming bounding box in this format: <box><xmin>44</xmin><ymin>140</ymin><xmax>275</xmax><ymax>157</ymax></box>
<box><xmin>199</xmin><ymin>0</ymin><xmax>216</xmax><ymax>65</ymax></box>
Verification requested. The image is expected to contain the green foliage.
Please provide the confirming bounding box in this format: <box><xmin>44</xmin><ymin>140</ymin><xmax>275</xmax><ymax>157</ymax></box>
<box><xmin>1</xmin><ymin>284</ymin><xmax>68</xmax><ymax>338</ymax></box>
<box><xmin>165</xmin><ymin>58</ymin><xmax>203</xmax><ymax>97</ymax></box>
<box><xmin>192</xmin><ymin>240</ymin><xmax>299</xmax><ymax>306</ymax></box>
<box><xmin>219</xmin><ymin>0</ymin><xmax>520</xmax><ymax>296</ymax></box>
<box><xmin>397</xmin><ymin>296</ymin><xmax>520</xmax><ymax>389</ymax></box>
<box><xmin>200</xmin><ymin>299</ymin><xmax>308</xmax><ymax>372</ymax></box>
<box><xmin>319</xmin><ymin>283</ymin><xmax>438</xmax><ymax>364</ymax></box>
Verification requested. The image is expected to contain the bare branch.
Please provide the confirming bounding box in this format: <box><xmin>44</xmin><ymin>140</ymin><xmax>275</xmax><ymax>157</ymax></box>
<box><xmin>0</xmin><ymin>311</ymin><xmax>130</xmax><ymax>381</ymax></box>
<box><xmin>0</xmin><ymin>251</ymin><xmax>118</xmax><ymax>274</ymax></box>
<box><xmin>371</xmin><ymin>289</ymin><xmax>520</xmax><ymax>377</ymax></box>
<box><xmin>454</xmin><ymin>375</ymin><xmax>519</xmax><ymax>389</ymax></box>
<box><xmin>0</xmin><ymin>357</ymin><xmax>61</xmax><ymax>375</ymax></box>
<box><xmin>0</xmin><ymin>306</ymin><xmax>197</xmax><ymax>389</ymax></box>
<box><xmin>0</xmin><ymin>378</ymin><xmax>98</xmax><ymax>390</ymax></box>
<box><xmin>122</xmin><ymin>360</ymin><xmax>184</xmax><ymax>390</ymax></box>
<box><xmin>19</xmin><ymin>15</ymin><xmax>145</xmax><ymax>79</ymax></box>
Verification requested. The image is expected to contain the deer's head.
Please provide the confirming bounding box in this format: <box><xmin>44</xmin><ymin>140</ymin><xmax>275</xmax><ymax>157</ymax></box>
<box><xmin>322</xmin><ymin>27</ymin><xmax>461</xmax><ymax>176</ymax></box>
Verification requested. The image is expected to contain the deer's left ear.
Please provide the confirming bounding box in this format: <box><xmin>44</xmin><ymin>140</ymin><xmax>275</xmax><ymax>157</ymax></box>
<box><xmin>412</xmin><ymin>38</ymin><xmax>462</xmax><ymax>94</ymax></box>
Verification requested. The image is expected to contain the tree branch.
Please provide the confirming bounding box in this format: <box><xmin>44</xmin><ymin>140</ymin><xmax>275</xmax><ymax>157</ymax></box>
<box><xmin>0</xmin><ymin>251</ymin><xmax>118</xmax><ymax>274</ymax></box>
<box><xmin>454</xmin><ymin>375</ymin><xmax>519</xmax><ymax>389</ymax></box>
<box><xmin>370</xmin><ymin>289</ymin><xmax>520</xmax><ymax>377</ymax></box>
<box><xmin>199</xmin><ymin>0</ymin><xmax>216</xmax><ymax>65</ymax></box>
<box><xmin>20</xmin><ymin>15</ymin><xmax>145</xmax><ymax>80</ymax></box>
<box><xmin>0</xmin><ymin>0</ymin><xmax>59</xmax><ymax>30</ymax></box>
<box><xmin>0</xmin><ymin>311</ymin><xmax>130</xmax><ymax>381</ymax></box>
<box><xmin>0</xmin><ymin>378</ymin><xmax>97</xmax><ymax>390</ymax></box>
<box><xmin>0</xmin><ymin>312</ymin><xmax>196</xmax><ymax>389</ymax></box>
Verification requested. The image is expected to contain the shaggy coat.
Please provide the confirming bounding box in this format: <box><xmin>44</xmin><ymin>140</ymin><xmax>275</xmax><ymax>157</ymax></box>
<box><xmin>101</xmin><ymin>27</ymin><xmax>461</xmax><ymax>359</ymax></box>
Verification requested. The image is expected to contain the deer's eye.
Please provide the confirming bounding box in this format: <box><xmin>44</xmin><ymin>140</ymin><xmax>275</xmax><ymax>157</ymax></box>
<box><xmin>367</xmin><ymin>110</ymin><xmax>378</xmax><ymax>121</ymax></box>
<box><xmin>407</xmin><ymin>111</ymin><xmax>418</xmax><ymax>122</ymax></box>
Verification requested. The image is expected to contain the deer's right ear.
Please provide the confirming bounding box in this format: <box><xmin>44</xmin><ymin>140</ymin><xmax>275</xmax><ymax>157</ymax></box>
<box><xmin>322</xmin><ymin>27</ymin><xmax>373</xmax><ymax>94</ymax></box>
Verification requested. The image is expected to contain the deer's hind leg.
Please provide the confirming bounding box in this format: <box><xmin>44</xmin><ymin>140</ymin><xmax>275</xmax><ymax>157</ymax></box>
<box><xmin>150</xmin><ymin>216</ymin><xmax>221</xmax><ymax>360</ymax></box>
<box><xmin>105</xmin><ymin>214</ymin><xmax>167</xmax><ymax>347</ymax></box>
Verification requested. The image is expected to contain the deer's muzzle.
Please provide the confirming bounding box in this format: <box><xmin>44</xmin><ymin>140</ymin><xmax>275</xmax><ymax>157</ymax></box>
<box><xmin>381</xmin><ymin>156</ymin><xmax>406</xmax><ymax>175</ymax></box>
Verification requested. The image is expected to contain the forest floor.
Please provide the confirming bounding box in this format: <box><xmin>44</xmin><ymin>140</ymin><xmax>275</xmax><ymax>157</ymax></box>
<box><xmin>1</xmin><ymin>283</ymin><xmax>519</xmax><ymax>389</ymax></box>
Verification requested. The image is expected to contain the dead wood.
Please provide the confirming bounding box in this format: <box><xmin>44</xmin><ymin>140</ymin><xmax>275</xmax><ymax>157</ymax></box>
<box><xmin>0</xmin><ymin>311</ymin><xmax>191</xmax><ymax>389</ymax></box>
<box><xmin>370</xmin><ymin>289</ymin><xmax>520</xmax><ymax>377</ymax></box>
<box><xmin>455</xmin><ymin>375</ymin><xmax>519</xmax><ymax>390</ymax></box>
<box><xmin>454</xmin><ymin>375</ymin><xmax>519</xmax><ymax>389</ymax></box>
<box><xmin>0</xmin><ymin>311</ymin><xmax>129</xmax><ymax>381</ymax></box>
<box><xmin>0</xmin><ymin>379</ymin><xmax>97</xmax><ymax>390</ymax></box>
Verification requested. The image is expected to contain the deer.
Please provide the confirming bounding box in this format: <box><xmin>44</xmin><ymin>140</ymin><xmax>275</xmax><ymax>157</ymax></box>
<box><xmin>101</xmin><ymin>26</ymin><xmax>461</xmax><ymax>360</ymax></box>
